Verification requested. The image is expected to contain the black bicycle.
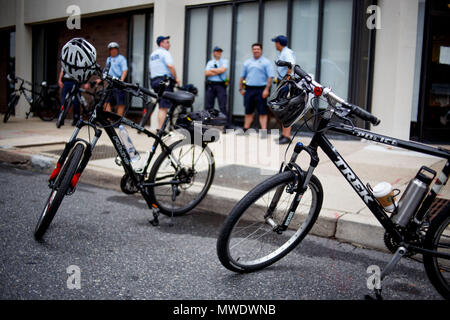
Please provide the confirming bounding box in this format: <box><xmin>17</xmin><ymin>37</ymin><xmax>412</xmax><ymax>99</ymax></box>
<box><xmin>217</xmin><ymin>60</ymin><xmax>450</xmax><ymax>300</ymax></box>
<box><xmin>3</xmin><ymin>75</ymin><xmax>60</xmax><ymax>123</ymax></box>
<box><xmin>56</xmin><ymin>80</ymin><xmax>102</xmax><ymax>128</ymax></box>
<box><xmin>34</xmin><ymin>65</ymin><xmax>217</xmax><ymax>239</ymax></box>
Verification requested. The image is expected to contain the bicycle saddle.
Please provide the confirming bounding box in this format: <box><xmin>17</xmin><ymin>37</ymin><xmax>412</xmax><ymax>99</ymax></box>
<box><xmin>162</xmin><ymin>91</ymin><xmax>195</xmax><ymax>106</ymax></box>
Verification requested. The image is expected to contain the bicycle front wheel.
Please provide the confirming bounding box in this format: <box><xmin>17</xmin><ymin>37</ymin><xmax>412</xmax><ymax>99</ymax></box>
<box><xmin>37</xmin><ymin>96</ymin><xmax>60</xmax><ymax>121</ymax></box>
<box><xmin>217</xmin><ymin>171</ymin><xmax>323</xmax><ymax>273</ymax></box>
<box><xmin>147</xmin><ymin>140</ymin><xmax>215</xmax><ymax>216</ymax></box>
<box><xmin>423</xmin><ymin>203</ymin><xmax>450</xmax><ymax>300</ymax></box>
<box><xmin>34</xmin><ymin>143</ymin><xmax>85</xmax><ymax>239</ymax></box>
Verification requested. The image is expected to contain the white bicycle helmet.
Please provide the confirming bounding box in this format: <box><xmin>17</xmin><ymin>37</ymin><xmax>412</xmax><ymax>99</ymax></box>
<box><xmin>61</xmin><ymin>38</ymin><xmax>97</xmax><ymax>82</ymax></box>
<box><xmin>107</xmin><ymin>42</ymin><xmax>120</xmax><ymax>50</ymax></box>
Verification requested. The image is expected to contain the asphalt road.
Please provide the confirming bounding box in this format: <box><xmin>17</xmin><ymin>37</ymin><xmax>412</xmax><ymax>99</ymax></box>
<box><xmin>0</xmin><ymin>163</ymin><xmax>443</xmax><ymax>300</ymax></box>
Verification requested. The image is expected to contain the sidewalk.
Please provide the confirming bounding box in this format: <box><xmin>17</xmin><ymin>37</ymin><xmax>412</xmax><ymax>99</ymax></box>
<box><xmin>1</xmin><ymin>116</ymin><xmax>449</xmax><ymax>252</ymax></box>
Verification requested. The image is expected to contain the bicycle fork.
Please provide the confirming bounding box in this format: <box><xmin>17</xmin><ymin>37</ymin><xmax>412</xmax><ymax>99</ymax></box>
<box><xmin>265</xmin><ymin>142</ymin><xmax>319</xmax><ymax>233</ymax></box>
<box><xmin>48</xmin><ymin>122</ymin><xmax>102</xmax><ymax>193</ymax></box>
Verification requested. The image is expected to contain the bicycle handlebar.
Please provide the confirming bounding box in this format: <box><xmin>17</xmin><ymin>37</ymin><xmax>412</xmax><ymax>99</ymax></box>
<box><xmin>275</xmin><ymin>60</ymin><xmax>380</xmax><ymax>126</ymax></box>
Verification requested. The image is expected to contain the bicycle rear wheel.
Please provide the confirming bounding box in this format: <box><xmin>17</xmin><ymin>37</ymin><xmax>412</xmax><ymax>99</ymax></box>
<box><xmin>37</xmin><ymin>96</ymin><xmax>60</xmax><ymax>121</ymax></box>
<box><xmin>3</xmin><ymin>94</ymin><xmax>19</xmax><ymax>123</ymax></box>
<box><xmin>147</xmin><ymin>140</ymin><xmax>215</xmax><ymax>216</ymax></box>
<box><xmin>34</xmin><ymin>144</ymin><xmax>85</xmax><ymax>239</ymax></box>
<box><xmin>423</xmin><ymin>203</ymin><xmax>450</xmax><ymax>300</ymax></box>
<box><xmin>217</xmin><ymin>171</ymin><xmax>323</xmax><ymax>273</ymax></box>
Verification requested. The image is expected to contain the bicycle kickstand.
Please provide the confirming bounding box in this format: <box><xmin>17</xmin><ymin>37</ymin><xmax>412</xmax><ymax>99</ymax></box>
<box><xmin>365</xmin><ymin>246</ymin><xmax>407</xmax><ymax>300</ymax></box>
<box><xmin>149</xmin><ymin>207</ymin><xmax>160</xmax><ymax>227</ymax></box>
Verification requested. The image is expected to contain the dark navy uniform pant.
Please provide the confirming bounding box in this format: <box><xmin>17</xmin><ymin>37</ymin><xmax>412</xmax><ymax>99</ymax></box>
<box><xmin>244</xmin><ymin>86</ymin><xmax>267</xmax><ymax>115</ymax></box>
<box><xmin>151</xmin><ymin>77</ymin><xmax>175</xmax><ymax>109</ymax></box>
<box><xmin>205</xmin><ymin>82</ymin><xmax>227</xmax><ymax>114</ymax></box>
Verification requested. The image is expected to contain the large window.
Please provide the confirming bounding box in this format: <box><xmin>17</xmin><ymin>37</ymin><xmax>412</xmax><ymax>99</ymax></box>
<box><xmin>186</xmin><ymin>7</ymin><xmax>208</xmax><ymax>111</ymax></box>
<box><xmin>184</xmin><ymin>0</ymin><xmax>376</xmax><ymax>124</ymax></box>
<box><xmin>129</xmin><ymin>11</ymin><xmax>153</xmax><ymax>109</ymax></box>
<box><xmin>233</xmin><ymin>2</ymin><xmax>259</xmax><ymax>115</ymax></box>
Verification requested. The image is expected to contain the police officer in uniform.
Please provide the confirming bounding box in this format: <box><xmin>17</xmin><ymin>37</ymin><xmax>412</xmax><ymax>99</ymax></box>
<box><xmin>149</xmin><ymin>35</ymin><xmax>180</xmax><ymax>129</ymax></box>
<box><xmin>205</xmin><ymin>46</ymin><xmax>228</xmax><ymax>115</ymax></box>
<box><xmin>239</xmin><ymin>43</ymin><xmax>275</xmax><ymax>132</ymax></box>
<box><xmin>105</xmin><ymin>42</ymin><xmax>128</xmax><ymax>116</ymax></box>
<box><xmin>272</xmin><ymin>35</ymin><xmax>296</xmax><ymax>145</ymax></box>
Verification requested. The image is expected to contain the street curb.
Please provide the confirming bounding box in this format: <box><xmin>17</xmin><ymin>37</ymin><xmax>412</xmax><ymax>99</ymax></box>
<box><xmin>0</xmin><ymin>147</ymin><xmax>388</xmax><ymax>253</ymax></box>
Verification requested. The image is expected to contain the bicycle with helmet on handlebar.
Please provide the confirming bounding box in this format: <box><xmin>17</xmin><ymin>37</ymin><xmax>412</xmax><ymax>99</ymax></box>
<box><xmin>216</xmin><ymin>60</ymin><xmax>450</xmax><ymax>300</ymax></box>
<box><xmin>34</xmin><ymin>38</ymin><xmax>221</xmax><ymax>240</ymax></box>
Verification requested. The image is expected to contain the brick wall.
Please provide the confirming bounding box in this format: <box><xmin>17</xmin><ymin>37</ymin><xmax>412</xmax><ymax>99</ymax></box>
<box><xmin>56</xmin><ymin>13</ymin><xmax>129</xmax><ymax>79</ymax></box>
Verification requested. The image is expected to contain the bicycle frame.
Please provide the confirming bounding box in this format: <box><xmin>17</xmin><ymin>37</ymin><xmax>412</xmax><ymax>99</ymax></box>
<box><xmin>290</xmin><ymin>112</ymin><xmax>450</xmax><ymax>260</ymax></box>
<box><xmin>49</xmin><ymin>80</ymin><xmax>197</xmax><ymax>211</ymax></box>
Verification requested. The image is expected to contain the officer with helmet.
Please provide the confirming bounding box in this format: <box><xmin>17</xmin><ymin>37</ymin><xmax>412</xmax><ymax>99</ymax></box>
<box><xmin>104</xmin><ymin>42</ymin><xmax>128</xmax><ymax>116</ymax></box>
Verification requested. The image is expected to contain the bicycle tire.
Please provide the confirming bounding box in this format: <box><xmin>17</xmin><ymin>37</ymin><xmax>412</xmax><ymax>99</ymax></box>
<box><xmin>147</xmin><ymin>140</ymin><xmax>215</xmax><ymax>216</ymax></box>
<box><xmin>217</xmin><ymin>171</ymin><xmax>323</xmax><ymax>273</ymax></box>
<box><xmin>3</xmin><ymin>94</ymin><xmax>19</xmax><ymax>123</ymax></box>
<box><xmin>56</xmin><ymin>97</ymin><xmax>71</xmax><ymax>128</ymax></box>
<box><xmin>423</xmin><ymin>203</ymin><xmax>450</xmax><ymax>300</ymax></box>
<box><xmin>34</xmin><ymin>144</ymin><xmax>85</xmax><ymax>239</ymax></box>
<box><xmin>37</xmin><ymin>96</ymin><xmax>60</xmax><ymax>121</ymax></box>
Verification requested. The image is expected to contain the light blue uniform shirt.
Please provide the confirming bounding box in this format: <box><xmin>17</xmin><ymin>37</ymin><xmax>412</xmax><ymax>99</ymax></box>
<box><xmin>241</xmin><ymin>55</ymin><xmax>275</xmax><ymax>87</ymax></box>
<box><xmin>276</xmin><ymin>46</ymin><xmax>296</xmax><ymax>79</ymax></box>
<box><xmin>149</xmin><ymin>47</ymin><xmax>174</xmax><ymax>79</ymax></box>
<box><xmin>106</xmin><ymin>54</ymin><xmax>128</xmax><ymax>79</ymax></box>
<box><xmin>205</xmin><ymin>58</ymin><xmax>229</xmax><ymax>82</ymax></box>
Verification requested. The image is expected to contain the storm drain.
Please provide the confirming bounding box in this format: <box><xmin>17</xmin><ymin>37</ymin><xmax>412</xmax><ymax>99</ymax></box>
<box><xmin>44</xmin><ymin>145</ymin><xmax>120</xmax><ymax>161</ymax></box>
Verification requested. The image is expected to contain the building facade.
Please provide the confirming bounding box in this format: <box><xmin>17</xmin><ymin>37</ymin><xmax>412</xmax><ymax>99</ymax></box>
<box><xmin>0</xmin><ymin>0</ymin><xmax>449</xmax><ymax>143</ymax></box>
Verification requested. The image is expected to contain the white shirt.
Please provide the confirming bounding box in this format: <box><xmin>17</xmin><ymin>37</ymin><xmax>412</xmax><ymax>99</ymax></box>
<box><xmin>276</xmin><ymin>46</ymin><xmax>296</xmax><ymax>79</ymax></box>
<box><xmin>149</xmin><ymin>47</ymin><xmax>174</xmax><ymax>79</ymax></box>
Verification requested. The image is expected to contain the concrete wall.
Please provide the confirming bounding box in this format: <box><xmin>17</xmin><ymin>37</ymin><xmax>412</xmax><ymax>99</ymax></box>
<box><xmin>371</xmin><ymin>0</ymin><xmax>419</xmax><ymax>140</ymax></box>
<box><xmin>22</xmin><ymin>0</ymin><xmax>154</xmax><ymax>24</ymax></box>
<box><xmin>0</xmin><ymin>0</ymin><xmax>16</xmax><ymax>29</ymax></box>
<box><xmin>15</xmin><ymin>0</ymin><xmax>32</xmax><ymax>118</ymax></box>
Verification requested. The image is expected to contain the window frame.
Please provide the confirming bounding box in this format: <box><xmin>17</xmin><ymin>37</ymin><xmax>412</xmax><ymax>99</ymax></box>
<box><xmin>184</xmin><ymin>0</ymin><xmax>377</xmax><ymax>125</ymax></box>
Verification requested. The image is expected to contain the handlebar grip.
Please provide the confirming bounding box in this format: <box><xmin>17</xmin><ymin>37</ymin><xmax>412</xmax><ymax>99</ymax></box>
<box><xmin>140</xmin><ymin>86</ymin><xmax>157</xmax><ymax>99</ymax></box>
<box><xmin>348</xmin><ymin>103</ymin><xmax>380</xmax><ymax>126</ymax></box>
<box><xmin>275</xmin><ymin>60</ymin><xmax>292</xmax><ymax>68</ymax></box>
<box><xmin>293</xmin><ymin>65</ymin><xmax>310</xmax><ymax>80</ymax></box>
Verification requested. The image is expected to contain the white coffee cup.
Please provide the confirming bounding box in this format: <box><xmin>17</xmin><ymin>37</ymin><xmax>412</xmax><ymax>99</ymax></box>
<box><xmin>372</xmin><ymin>182</ymin><xmax>396</xmax><ymax>212</ymax></box>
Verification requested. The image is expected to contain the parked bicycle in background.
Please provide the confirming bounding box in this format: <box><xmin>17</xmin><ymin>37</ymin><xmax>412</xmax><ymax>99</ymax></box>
<box><xmin>3</xmin><ymin>75</ymin><xmax>60</xmax><ymax>123</ymax></box>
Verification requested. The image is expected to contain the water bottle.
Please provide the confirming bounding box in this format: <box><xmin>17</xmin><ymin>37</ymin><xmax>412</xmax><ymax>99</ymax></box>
<box><xmin>392</xmin><ymin>166</ymin><xmax>436</xmax><ymax>227</ymax></box>
<box><xmin>118</xmin><ymin>125</ymin><xmax>140</xmax><ymax>162</ymax></box>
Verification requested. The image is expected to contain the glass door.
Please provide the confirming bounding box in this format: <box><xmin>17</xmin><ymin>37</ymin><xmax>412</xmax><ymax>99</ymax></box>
<box><xmin>420</xmin><ymin>1</ymin><xmax>450</xmax><ymax>143</ymax></box>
